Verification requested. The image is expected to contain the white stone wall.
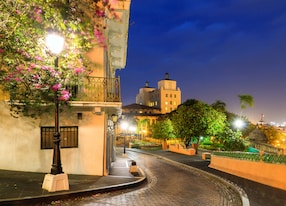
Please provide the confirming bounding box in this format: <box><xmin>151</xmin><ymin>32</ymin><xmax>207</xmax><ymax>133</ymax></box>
<box><xmin>0</xmin><ymin>102</ymin><xmax>106</xmax><ymax>175</ymax></box>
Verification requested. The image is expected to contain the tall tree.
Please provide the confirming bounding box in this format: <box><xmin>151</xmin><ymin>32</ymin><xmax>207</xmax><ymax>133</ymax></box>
<box><xmin>211</xmin><ymin>100</ymin><xmax>227</xmax><ymax>113</ymax></box>
<box><xmin>172</xmin><ymin>100</ymin><xmax>226</xmax><ymax>149</ymax></box>
<box><xmin>152</xmin><ymin>118</ymin><xmax>175</xmax><ymax>140</ymax></box>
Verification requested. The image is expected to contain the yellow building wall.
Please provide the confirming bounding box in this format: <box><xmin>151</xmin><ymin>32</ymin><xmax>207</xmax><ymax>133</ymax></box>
<box><xmin>0</xmin><ymin>86</ymin><xmax>9</xmax><ymax>101</ymax></box>
<box><xmin>86</xmin><ymin>46</ymin><xmax>105</xmax><ymax>77</ymax></box>
<box><xmin>160</xmin><ymin>89</ymin><xmax>181</xmax><ymax>114</ymax></box>
<box><xmin>0</xmin><ymin>101</ymin><xmax>106</xmax><ymax>175</ymax></box>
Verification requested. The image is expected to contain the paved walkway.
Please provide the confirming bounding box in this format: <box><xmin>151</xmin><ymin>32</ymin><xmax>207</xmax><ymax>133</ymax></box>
<box><xmin>0</xmin><ymin>148</ymin><xmax>246</xmax><ymax>206</ymax></box>
<box><xmin>0</xmin><ymin>151</ymin><xmax>145</xmax><ymax>206</ymax></box>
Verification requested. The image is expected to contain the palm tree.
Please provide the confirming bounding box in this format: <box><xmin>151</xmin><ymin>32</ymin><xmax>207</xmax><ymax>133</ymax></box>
<box><xmin>238</xmin><ymin>94</ymin><xmax>254</xmax><ymax>116</ymax></box>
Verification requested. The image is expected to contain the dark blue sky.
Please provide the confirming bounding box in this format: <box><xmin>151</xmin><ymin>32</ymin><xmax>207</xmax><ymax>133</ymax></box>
<box><xmin>117</xmin><ymin>0</ymin><xmax>286</xmax><ymax>124</ymax></box>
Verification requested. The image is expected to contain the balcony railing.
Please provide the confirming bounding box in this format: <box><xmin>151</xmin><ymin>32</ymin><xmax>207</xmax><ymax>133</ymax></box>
<box><xmin>68</xmin><ymin>76</ymin><xmax>121</xmax><ymax>103</ymax></box>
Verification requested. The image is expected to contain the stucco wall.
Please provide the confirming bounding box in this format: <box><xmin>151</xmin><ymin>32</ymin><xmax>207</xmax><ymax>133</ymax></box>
<box><xmin>0</xmin><ymin>102</ymin><xmax>106</xmax><ymax>175</ymax></box>
<box><xmin>209</xmin><ymin>155</ymin><xmax>286</xmax><ymax>190</ymax></box>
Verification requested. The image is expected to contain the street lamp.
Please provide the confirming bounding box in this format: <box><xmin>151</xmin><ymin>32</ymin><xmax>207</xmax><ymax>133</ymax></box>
<box><xmin>121</xmin><ymin>121</ymin><xmax>129</xmax><ymax>155</ymax></box>
<box><xmin>42</xmin><ymin>32</ymin><xmax>69</xmax><ymax>192</ymax></box>
<box><xmin>111</xmin><ymin>114</ymin><xmax>118</xmax><ymax>161</ymax></box>
<box><xmin>45</xmin><ymin>33</ymin><xmax>64</xmax><ymax>175</ymax></box>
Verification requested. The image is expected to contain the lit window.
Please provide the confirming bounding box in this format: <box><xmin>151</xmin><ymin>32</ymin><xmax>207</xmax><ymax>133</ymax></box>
<box><xmin>165</xmin><ymin>101</ymin><xmax>168</xmax><ymax>105</ymax></box>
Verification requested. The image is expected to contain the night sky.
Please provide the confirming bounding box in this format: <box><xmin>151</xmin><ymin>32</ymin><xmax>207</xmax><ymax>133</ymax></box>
<box><xmin>117</xmin><ymin>0</ymin><xmax>286</xmax><ymax>124</ymax></box>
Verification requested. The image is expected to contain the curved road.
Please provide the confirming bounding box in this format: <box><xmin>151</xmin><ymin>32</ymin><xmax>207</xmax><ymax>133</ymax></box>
<box><xmin>146</xmin><ymin>149</ymin><xmax>286</xmax><ymax>206</ymax></box>
<box><xmin>55</xmin><ymin>150</ymin><xmax>242</xmax><ymax>206</ymax></box>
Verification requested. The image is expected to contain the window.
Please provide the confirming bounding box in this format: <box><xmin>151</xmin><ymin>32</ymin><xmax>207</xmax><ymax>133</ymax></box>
<box><xmin>165</xmin><ymin>94</ymin><xmax>168</xmax><ymax>97</ymax></box>
<box><xmin>41</xmin><ymin>126</ymin><xmax>78</xmax><ymax>149</ymax></box>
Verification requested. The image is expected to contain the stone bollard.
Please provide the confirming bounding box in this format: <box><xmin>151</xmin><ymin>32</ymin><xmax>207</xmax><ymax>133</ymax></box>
<box><xmin>129</xmin><ymin>160</ymin><xmax>139</xmax><ymax>176</ymax></box>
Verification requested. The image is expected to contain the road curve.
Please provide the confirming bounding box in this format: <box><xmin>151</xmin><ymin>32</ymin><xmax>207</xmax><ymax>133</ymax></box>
<box><xmin>54</xmin><ymin>150</ymin><xmax>243</xmax><ymax>206</ymax></box>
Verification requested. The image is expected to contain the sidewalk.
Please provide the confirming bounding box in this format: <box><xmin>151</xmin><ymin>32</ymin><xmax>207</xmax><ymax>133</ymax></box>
<box><xmin>0</xmin><ymin>150</ymin><xmax>146</xmax><ymax>206</ymax></box>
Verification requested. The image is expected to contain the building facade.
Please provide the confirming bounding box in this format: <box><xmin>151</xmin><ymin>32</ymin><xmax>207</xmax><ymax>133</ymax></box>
<box><xmin>136</xmin><ymin>73</ymin><xmax>181</xmax><ymax>114</ymax></box>
<box><xmin>121</xmin><ymin>73</ymin><xmax>181</xmax><ymax>138</ymax></box>
<box><xmin>0</xmin><ymin>0</ymin><xmax>131</xmax><ymax>176</ymax></box>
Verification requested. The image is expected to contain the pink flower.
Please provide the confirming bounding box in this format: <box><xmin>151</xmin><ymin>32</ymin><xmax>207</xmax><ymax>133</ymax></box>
<box><xmin>74</xmin><ymin>67</ymin><xmax>85</xmax><ymax>74</ymax></box>
<box><xmin>34</xmin><ymin>8</ymin><xmax>42</xmax><ymax>14</ymax></box>
<box><xmin>94</xmin><ymin>29</ymin><xmax>106</xmax><ymax>46</ymax></box>
<box><xmin>0</xmin><ymin>48</ymin><xmax>4</xmax><ymax>53</ymax></box>
<box><xmin>51</xmin><ymin>83</ymin><xmax>62</xmax><ymax>91</ymax></box>
<box><xmin>34</xmin><ymin>84</ymin><xmax>42</xmax><ymax>89</ymax></box>
<box><xmin>33</xmin><ymin>74</ymin><xmax>40</xmax><ymax>80</ymax></box>
<box><xmin>16</xmin><ymin>64</ymin><xmax>24</xmax><ymax>72</ymax></box>
<box><xmin>35</xmin><ymin>56</ymin><xmax>42</xmax><ymax>61</ymax></box>
<box><xmin>41</xmin><ymin>65</ymin><xmax>48</xmax><ymax>70</ymax></box>
<box><xmin>96</xmin><ymin>10</ymin><xmax>105</xmax><ymax>17</ymax></box>
<box><xmin>58</xmin><ymin>90</ymin><xmax>71</xmax><ymax>101</ymax></box>
<box><xmin>30</xmin><ymin>63</ymin><xmax>37</xmax><ymax>69</ymax></box>
<box><xmin>49</xmin><ymin>69</ymin><xmax>56</xmax><ymax>76</ymax></box>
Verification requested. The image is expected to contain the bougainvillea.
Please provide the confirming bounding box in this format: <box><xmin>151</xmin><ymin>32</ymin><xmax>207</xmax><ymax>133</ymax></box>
<box><xmin>0</xmin><ymin>0</ymin><xmax>118</xmax><ymax>117</ymax></box>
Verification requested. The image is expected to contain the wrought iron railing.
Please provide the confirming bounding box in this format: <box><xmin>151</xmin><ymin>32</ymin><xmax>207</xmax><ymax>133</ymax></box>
<box><xmin>68</xmin><ymin>76</ymin><xmax>121</xmax><ymax>102</ymax></box>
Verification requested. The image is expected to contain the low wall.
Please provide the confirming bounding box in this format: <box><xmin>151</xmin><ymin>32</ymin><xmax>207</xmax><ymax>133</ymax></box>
<box><xmin>169</xmin><ymin>144</ymin><xmax>196</xmax><ymax>155</ymax></box>
<box><xmin>209</xmin><ymin>155</ymin><xmax>286</xmax><ymax>190</ymax></box>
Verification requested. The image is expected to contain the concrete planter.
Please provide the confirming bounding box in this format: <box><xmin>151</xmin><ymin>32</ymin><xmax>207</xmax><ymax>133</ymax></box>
<box><xmin>169</xmin><ymin>144</ymin><xmax>196</xmax><ymax>155</ymax></box>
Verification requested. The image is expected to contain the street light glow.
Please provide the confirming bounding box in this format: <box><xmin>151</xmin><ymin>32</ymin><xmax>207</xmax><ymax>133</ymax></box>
<box><xmin>234</xmin><ymin>119</ymin><xmax>245</xmax><ymax>129</ymax></box>
<box><xmin>121</xmin><ymin>121</ymin><xmax>129</xmax><ymax>130</ymax></box>
<box><xmin>129</xmin><ymin>126</ymin><xmax>136</xmax><ymax>133</ymax></box>
<box><xmin>45</xmin><ymin>33</ymin><xmax>64</xmax><ymax>55</ymax></box>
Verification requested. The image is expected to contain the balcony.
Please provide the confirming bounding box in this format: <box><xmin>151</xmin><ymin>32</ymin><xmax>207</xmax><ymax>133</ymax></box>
<box><xmin>68</xmin><ymin>76</ymin><xmax>121</xmax><ymax>103</ymax></box>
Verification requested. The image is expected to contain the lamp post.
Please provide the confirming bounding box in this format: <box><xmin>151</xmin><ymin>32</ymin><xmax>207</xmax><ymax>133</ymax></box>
<box><xmin>45</xmin><ymin>33</ymin><xmax>65</xmax><ymax>175</ymax></box>
<box><xmin>111</xmin><ymin>114</ymin><xmax>118</xmax><ymax>161</ymax></box>
<box><xmin>121</xmin><ymin>121</ymin><xmax>129</xmax><ymax>155</ymax></box>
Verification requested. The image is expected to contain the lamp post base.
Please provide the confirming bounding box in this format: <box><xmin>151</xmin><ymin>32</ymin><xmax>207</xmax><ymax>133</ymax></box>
<box><xmin>122</xmin><ymin>153</ymin><xmax>127</xmax><ymax>157</ymax></box>
<box><xmin>42</xmin><ymin>173</ymin><xmax>69</xmax><ymax>192</ymax></box>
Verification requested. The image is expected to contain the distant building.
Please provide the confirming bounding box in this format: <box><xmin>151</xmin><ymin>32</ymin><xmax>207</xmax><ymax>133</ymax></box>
<box><xmin>121</xmin><ymin>103</ymin><xmax>161</xmax><ymax>137</ymax></box>
<box><xmin>122</xmin><ymin>73</ymin><xmax>181</xmax><ymax>138</ymax></box>
<box><xmin>136</xmin><ymin>73</ymin><xmax>181</xmax><ymax>114</ymax></box>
